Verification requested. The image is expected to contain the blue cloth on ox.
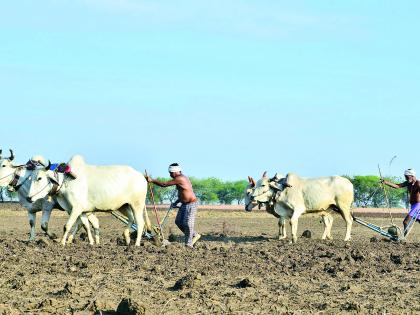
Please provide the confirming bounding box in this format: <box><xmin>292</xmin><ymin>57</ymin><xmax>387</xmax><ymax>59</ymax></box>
<box><xmin>49</xmin><ymin>163</ymin><xmax>59</xmax><ymax>171</ymax></box>
<box><xmin>49</xmin><ymin>163</ymin><xmax>71</xmax><ymax>174</ymax></box>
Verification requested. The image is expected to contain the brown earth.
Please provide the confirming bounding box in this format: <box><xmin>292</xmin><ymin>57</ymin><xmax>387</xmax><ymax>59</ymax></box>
<box><xmin>0</xmin><ymin>206</ymin><xmax>419</xmax><ymax>314</ymax></box>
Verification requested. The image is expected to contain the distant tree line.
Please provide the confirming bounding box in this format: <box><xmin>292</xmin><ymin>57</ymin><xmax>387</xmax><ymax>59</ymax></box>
<box><xmin>147</xmin><ymin>175</ymin><xmax>410</xmax><ymax>207</ymax></box>
<box><xmin>147</xmin><ymin>177</ymin><xmax>249</xmax><ymax>205</ymax></box>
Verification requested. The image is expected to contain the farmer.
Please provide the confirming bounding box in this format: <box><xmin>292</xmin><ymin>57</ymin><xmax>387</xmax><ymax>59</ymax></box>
<box><xmin>381</xmin><ymin>169</ymin><xmax>420</xmax><ymax>235</ymax></box>
<box><xmin>145</xmin><ymin>163</ymin><xmax>201</xmax><ymax>248</ymax></box>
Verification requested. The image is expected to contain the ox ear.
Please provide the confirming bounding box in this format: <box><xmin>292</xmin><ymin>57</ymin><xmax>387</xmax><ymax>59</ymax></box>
<box><xmin>270</xmin><ymin>172</ymin><xmax>284</xmax><ymax>182</ymax></box>
<box><xmin>248</xmin><ymin>176</ymin><xmax>256</xmax><ymax>187</ymax></box>
<box><xmin>269</xmin><ymin>181</ymin><xmax>283</xmax><ymax>191</ymax></box>
<box><xmin>47</xmin><ymin>172</ymin><xmax>60</xmax><ymax>185</ymax></box>
<box><xmin>250</xmin><ymin>176</ymin><xmax>256</xmax><ymax>187</ymax></box>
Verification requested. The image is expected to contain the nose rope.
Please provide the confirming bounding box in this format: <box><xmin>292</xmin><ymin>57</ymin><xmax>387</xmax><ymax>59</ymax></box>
<box><xmin>14</xmin><ymin>173</ymin><xmax>30</xmax><ymax>191</ymax></box>
<box><xmin>27</xmin><ymin>182</ymin><xmax>51</xmax><ymax>201</ymax></box>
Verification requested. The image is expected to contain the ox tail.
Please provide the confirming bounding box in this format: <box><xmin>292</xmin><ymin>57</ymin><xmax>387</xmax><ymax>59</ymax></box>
<box><xmin>330</xmin><ymin>204</ymin><xmax>355</xmax><ymax>219</ymax></box>
<box><xmin>330</xmin><ymin>203</ymin><xmax>354</xmax><ymax>218</ymax></box>
<box><xmin>330</xmin><ymin>205</ymin><xmax>341</xmax><ymax>214</ymax></box>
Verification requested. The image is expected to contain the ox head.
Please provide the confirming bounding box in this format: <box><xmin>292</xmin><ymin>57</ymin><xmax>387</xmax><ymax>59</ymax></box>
<box><xmin>250</xmin><ymin>172</ymin><xmax>288</xmax><ymax>204</ymax></box>
<box><xmin>0</xmin><ymin>149</ymin><xmax>17</xmax><ymax>186</ymax></box>
<box><xmin>250</xmin><ymin>171</ymin><xmax>273</xmax><ymax>203</ymax></box>
<box><xmin>25</xmin><ymin>166</ymin><xmax>60</xmax><ymax>203</ymax></box>
<box><xmin>244</xmin><ymin>175</ymin><xmax>257</xmax><ymax>211</ymax></box>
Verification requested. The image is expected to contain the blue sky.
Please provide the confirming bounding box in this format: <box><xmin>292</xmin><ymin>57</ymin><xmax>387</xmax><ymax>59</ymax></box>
<box><xmin>1</xmin><ymin>1</ymin><xmax>419</xmax><ymax>180</ymax></box>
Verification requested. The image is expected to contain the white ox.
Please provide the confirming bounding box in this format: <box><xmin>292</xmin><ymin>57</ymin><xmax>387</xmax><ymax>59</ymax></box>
<box><xmin>244</xmin><ymin>172</ymin><xmax>335</xmax><ymax>241</ymax></box>
<box><xmin>0</xmin><ymin>150</ymin><xmax>100</xmax><ymax>242</ymax></box>
<box><xmin>25</xmin><ymin>155</ymin><xmax>148</xmax><ymax>246</ymax></box>
<box><xmin>248</xmin><ymin>172</ymin><xmax>353</xmax><ymax>243</ymax></box>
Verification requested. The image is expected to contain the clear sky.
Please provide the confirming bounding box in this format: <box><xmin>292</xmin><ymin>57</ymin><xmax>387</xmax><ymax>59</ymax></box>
<box><xmin>1</xmin><ymin>1</ymin><xmax>419</xmax><ymax>180</ymax></box>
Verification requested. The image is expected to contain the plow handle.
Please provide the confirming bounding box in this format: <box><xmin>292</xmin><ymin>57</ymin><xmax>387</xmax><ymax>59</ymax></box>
<box><xmin>145</xmin><ymin>170</ymin><xmax>165</xmax><ymax>241</ymax></box>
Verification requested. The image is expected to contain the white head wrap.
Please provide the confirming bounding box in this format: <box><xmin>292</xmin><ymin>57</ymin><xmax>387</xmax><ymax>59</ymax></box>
<box><xmin>168</xmin><ymin>165</ymin><xmax>182</xmax><ymax>173</ymax></box>
<box><xmin>404</xmin><ymin>169</ymin><xmax>416</xmax><ymax>177</ymax></box>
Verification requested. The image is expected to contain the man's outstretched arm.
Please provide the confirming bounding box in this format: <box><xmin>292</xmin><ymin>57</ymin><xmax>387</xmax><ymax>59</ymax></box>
<box><xmin>146</xmin><ymin>176</ymin><xmax>180</xmax><ymax>187</ymax></box>
<box><xmin>381</xmin><ymin>179</ymin><xmax>407</xmax><ymax>189</ymax></box>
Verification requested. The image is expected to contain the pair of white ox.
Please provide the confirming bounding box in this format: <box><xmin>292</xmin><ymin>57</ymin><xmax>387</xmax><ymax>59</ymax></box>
<box><xmin>0</xmin><ymin>151</ymin><xmax>151</xmax><ymax>246</ymax></box>
<box><xmin>244</xmin><ymin>172</ymin><xmax>354</xmax><ymax>243</ymax></box>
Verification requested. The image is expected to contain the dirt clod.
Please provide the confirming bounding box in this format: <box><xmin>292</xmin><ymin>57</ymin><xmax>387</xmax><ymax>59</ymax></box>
<box><xmin>390</xmin><ymin>253</ymin><xmax>403</xmax><ymax>265</ymax></box>
<box><xmin>172</xmin><ymin>273</ymin><xmax>202</xmax><ymax>290</ymax></box>
<box><xmin>302</xmin><ymin>230</ymin><xmax>312</xmax><ymax>238</ymax></box>
<box><xmin>341</xmin><ymin>301</ymin><xmax>362</xmax><ymax>312</ymax></box>
<box><xmin>235</xmin><ymin>278</ymin><xmax>255</xmax><ymax>288</ymax></box>
<box><xmin>168</xmin><ymin>233</ymin><xmax>177</xmax><ymax>242</ymax></box>
<box><xmin>116</xmin><ymin>298</ymin><xmax>148</xmax><ymax>315</ymax></box>
<box><xmin>350</xmin><ymin>249</ymin><xmax>365</xmax><ymax>261</ymax></box>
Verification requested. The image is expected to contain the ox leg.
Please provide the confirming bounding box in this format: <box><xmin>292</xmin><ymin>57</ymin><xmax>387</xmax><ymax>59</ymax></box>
<box><xmin>321</xmin><ymin>214</ymin><xmax>334</xmax><ymax>240</ymax></box>
<box><xmin>27</xmin><ymin>211</ymin><xmax>37</xmax><ymax>241</ymax></box>
<box><xmin>340</xmin><ymin>210</ymin><xmax>353</xmax><ymax>241</ymax></box>
<box><xmin>290</xmin><ymin>211</ymin><xmax>303</xmax><ymax>243</ymax></box>
<box><xmin>61</xmin><ymin>210</ymin><xmax>83</xmax><ymax>246</ymax></box>
<box><xmin>326</xmin><ymin>214</ymin><xmax>334</xmax><ymax>240</ymax></box>
<box><xmin>68</xmin><ymin>217</ymin><xmax>84</xmax><ymax>243</ymax></box>
<box><xmin>132</xmin><ymin>204</ymin><xmax>145</xmax><ymax>247</ymax></box>
<box><xmin>336</xmin><ymin>198</ymin><xmax>353</xmax><ymax>241</ymax></box>
<box><xmin>278</xmin><ymin>217</ymin><xmax>287</xmax><ymax>240</ymax></box>
<box><xmin>79</xmin><ymin>214</ymin><xmax>94</xmax><ymax>245</ymax></box>
<box><xmin>40</xmin><ymin>206</ymin><xmax>57</xmax><ymax>239</ymax></box>
<box><xmin>87</xmin><ymin>214</ymin><xmax>100</xmax><ymax>245</ymax></box>
<box><xmin>123</xmin><ymin>206</ymin><xmax>135</xmax><ymax>245</ymax></box>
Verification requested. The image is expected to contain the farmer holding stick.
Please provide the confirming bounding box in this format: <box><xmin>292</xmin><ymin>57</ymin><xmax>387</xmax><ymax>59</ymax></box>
<box><xmin>145</xmin><ymin>163</ymin><xmax>201</xmax><ymax>248</ymax></box>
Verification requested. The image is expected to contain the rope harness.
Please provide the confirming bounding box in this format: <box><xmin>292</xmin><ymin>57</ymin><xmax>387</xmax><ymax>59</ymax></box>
<box><xmin>0</xmin><ymin>167</ymin><xmax>29</xmax><ymax>192</ymax></box>
<box><xmin>27</xmin><ymin>171</ymin><xmax>66</xmax><ymax>201</ymax></box>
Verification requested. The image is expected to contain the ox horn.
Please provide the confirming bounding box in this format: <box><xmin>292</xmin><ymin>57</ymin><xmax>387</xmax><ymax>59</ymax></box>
<box><xmin>8</xmin><ymin>149</ymin><xmax>15</xmax><ymax>161</ymax></box>
<box><xmin>250</xmin><ymin>176</ymin><xmax>256</xmax><ymax>187</ymax></box>
<box><xmin>262</xmin><ymin>171</ymin><xmax>267</xmax><ymax>178</ymax></box>
<box><xmin>45</xmin><ymin>160</ymin><xmax>51</xmax><ymax>170</ymax></box>
<box><xmin>0</xmin><ymin>149</ymin><xmax>2</xmax><ymax>159</ymax></box>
